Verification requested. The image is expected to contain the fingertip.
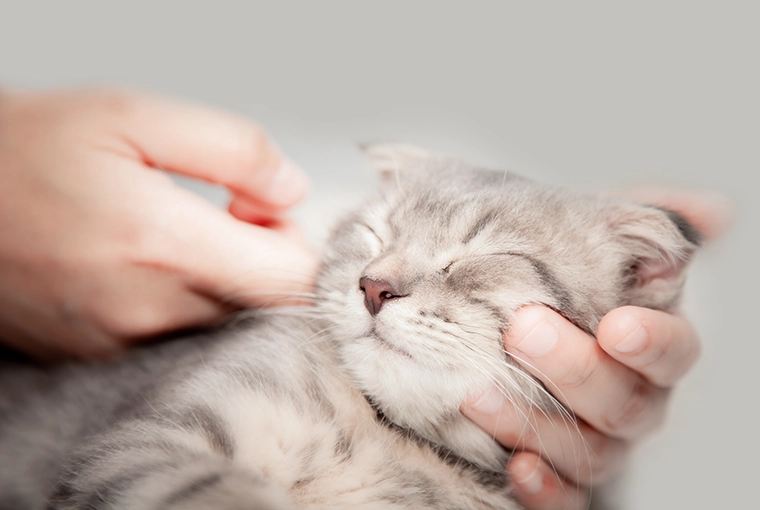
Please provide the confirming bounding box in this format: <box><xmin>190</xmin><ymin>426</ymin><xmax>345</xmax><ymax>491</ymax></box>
<box><xmin>508</xmin><ymin>452</ymin><xmax>589</xmax><ymax>510</ymax></box>
<box><xmin>598</xmin><ymin>307</ymin><xmax>700</xmax><ymax>386</ymax></box>
<box><xmin>258</xmin><ymin>158</ymin><xmax>309</xmax><ymax>207</ymax></box>
<box><xmin>597</xmin><ymin>306</ymin><xmax>648</xmax><ymax>355</ymax></box>
<box><xmin>507</xmin><ymin>305</ymin><xmax>597</xmax><ymax>360</ymax></box>
<box><xmin>509</xmin><ymin>306</ymin><xmax>556</xmax><ymax>336</ymax></box>
<box><xmin>505</xmin><ymin>306</ymin><xmax>561</xmax><ymax>354</ymax></box>
<box><xmin>509</xmin><ymin>452</ymin><xmax>545</xmax><ymax>496</ymax></box>
<box><xmin>228</xmin><ymin>194</ymin><xmax>288</xmax><ymax>226</ymax></box>
<box><xmin>228</xmin><ymin>195</ymin><xmax>265</xmax><ymax>224</ymax></box>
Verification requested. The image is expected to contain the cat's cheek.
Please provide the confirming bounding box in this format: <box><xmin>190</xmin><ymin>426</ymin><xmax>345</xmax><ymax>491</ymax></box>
<box><xmin>321</xmin><ymin>278</ymin><xmax>372</xmax><ymax>341</ymax></box>
<box><xmin>340</xmin><ymin>291</ymin><xmax>374</xmax><ymax>338</ymax></box>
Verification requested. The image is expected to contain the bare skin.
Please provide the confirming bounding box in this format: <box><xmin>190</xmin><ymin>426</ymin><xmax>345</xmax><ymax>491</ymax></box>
<box><xmin>0</xmin><ymin>88</ymin><xmax>732</xmax><ymax>509</ymax></box>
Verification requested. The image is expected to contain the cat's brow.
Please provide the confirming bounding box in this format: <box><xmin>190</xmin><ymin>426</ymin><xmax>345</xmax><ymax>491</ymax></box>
<box><xmin>462</xmin><ymin>251</ymin><xmax>529</xmax><ymax>261</ymax></box>
<box><xmin>463</xmin><ymin>210</ymin><xmax>499</xmax><ymax>244</ymax></box>
<box><xmin>445</xmin><ymin>251</ymin><xmax>529</xmax><ymax>272</ymax></box>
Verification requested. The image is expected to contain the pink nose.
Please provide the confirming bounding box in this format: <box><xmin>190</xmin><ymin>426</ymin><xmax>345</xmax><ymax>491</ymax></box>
<box><xmin>359</xmin><ymin>277</ymin><xmax>404</xmax><ymax>316</ymax></box>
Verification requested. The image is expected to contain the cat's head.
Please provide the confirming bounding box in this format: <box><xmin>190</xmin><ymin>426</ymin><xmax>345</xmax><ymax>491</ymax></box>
<box><xmin>316</xmin><ymin>144</ymin><xmax>701</xmax><ymax>470</ymax></box>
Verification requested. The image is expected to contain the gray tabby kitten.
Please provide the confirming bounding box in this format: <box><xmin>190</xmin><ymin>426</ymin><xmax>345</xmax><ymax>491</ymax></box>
<box><xmin>0</xmin><ymin>145</ymin><xmax>701</xmax><ymax>510</ymax></box>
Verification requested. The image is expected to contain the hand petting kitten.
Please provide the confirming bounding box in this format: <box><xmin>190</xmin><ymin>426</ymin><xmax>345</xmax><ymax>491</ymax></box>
<box><xmin>0</xmin><ymin>88</ymin><xmax>318</xmax><ymax>360</ymax></box>
<box><xmin>0</xmin><ymin>88</ymin><xmax>729</xmax><ymax>510</ymax></box>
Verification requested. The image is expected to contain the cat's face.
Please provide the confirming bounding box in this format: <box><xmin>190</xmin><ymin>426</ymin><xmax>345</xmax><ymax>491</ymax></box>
<box><xmin>316</xmin><ymin>144</ymin><xmax>699</xmax><ymax>461</ymax></box>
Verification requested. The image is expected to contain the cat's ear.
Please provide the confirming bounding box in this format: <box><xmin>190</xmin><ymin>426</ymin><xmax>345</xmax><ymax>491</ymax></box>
<box><xmin>360</xmin><ymin>143</ymin><xmax>433</xmax><ymax>185</ymax></box>
<box><xmin>608</xmin><ymin>203</ymin><xmax>703</xmax><ymax>310</ymax></box>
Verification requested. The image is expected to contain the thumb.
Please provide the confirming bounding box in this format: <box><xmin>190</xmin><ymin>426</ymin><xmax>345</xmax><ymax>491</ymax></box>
<box><xmin>170</xmin><ymin>199</ymin><xmax>319</xmax><ymax>308</ymax></box>
<box><xmin>111</xmin><ymin>89</ymin><xmax>308</xmax><ymax>209</ymax></box>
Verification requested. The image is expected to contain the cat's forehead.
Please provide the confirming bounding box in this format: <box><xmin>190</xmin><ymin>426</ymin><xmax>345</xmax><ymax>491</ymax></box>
<box><xmin>365</xmin><ymin>169</ymin><xmax>568</xmax><ymax>250</ymax></box>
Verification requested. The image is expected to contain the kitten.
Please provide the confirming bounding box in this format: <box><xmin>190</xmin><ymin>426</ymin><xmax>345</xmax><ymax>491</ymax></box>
<box><xmin>0</xmin><ymin>145</ymin><xmax>701</xmax><ymax>509</ymax></box>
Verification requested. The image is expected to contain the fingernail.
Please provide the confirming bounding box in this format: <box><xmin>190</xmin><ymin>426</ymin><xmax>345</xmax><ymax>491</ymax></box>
<box><xmin>516</xmin><ymin>466</ymin><xmax>543</xmax><ymax>495</ymax></box>
<box><xmin>616</xmin><ymin>325</ymin><xmax>648</xmax><ymax>353</ymax></box>
<box><xmin>265</xmin><ymin>159</ymin><xmax>308</xmax><ymax>205</ymax></box>
<box><xmin>467</xmin><ymin>386</ymin><xmax>504</xmax><ymax>415</ymax></box>
<box><xmin>514</xmin><ymin>321</ymin><xmax>558</xmax><ymax>357</ymax></box>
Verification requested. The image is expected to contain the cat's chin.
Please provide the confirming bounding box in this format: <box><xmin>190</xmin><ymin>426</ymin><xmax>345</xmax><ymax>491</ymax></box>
<box><xmin>339</xmin><ymin>336</ymin><xmax>508</xmax><ymax>472</ymax></box>
<box><xmin>370</xmin><ymin>332</ymin><xmax>413</xmax><ymax>359</ymax></box>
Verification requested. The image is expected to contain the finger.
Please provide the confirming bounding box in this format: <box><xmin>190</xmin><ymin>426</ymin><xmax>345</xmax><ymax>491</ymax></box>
<box><xmin>505</xmin><ymin>306</ymin><xmax>669</xmax><ymax>439</ymax></box>
<box><xmin>462</xmin><ymin>387</ymin><xmax>626</xmax><ymax>485</ymax></box>
<box><xmin>611</xmin><ymin>188</ymin><xmax>735</xmax><ymax>242</ymax></box>
<box><xmin>508</xmin><ymin>452</ymin><xmax>589</xmax><ymax>510</ymax></box>
<box><xmin>116</xmin><ymin>290</ymin><xmax>235</xmax><ymax>345</ymax></box>
<box><xmin>0</xmin><ymin>316</ymin><xmax>115</xmax><ymax>362</ymax></box>
<box><xmin>155</xmin><ymin>192</ymin><xmax>319</xmax><ymax>308</ymax></box>
<box><xmin>228</xmin><ymin>193</ymin><xmax>293</xmax><ymax>227</ymax></box>
<box><xmin>102</xmin><ymin>89</ymin><xmax>309</xmax><ymax>209</ymax></box>
<box><xmin>597</xmin><ymin>306</ymin><xmax>701</xmax><ymax>387</ymax></box>
<box><xmin>228</xmin><ymin>194</ymin><xmax>307</xmax><ymax>242</ymax></box>
<box><xmin>75</xmin><ymin>258</ymin><xmax>237</xmax><ymax>344</ymax></box>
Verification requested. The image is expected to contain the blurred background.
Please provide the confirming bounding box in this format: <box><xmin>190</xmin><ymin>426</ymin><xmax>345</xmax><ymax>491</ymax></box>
<box><xmin>2</xmin><ymin>1</ymin><xmax>757</xmax><ymax>508</ymax></box>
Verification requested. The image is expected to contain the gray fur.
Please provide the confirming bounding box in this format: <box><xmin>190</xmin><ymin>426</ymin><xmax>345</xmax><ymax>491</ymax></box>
<box><xmin>0</xmin><ymin>145</ymin><xmax>700</xmax><ymax>509</ymax></box>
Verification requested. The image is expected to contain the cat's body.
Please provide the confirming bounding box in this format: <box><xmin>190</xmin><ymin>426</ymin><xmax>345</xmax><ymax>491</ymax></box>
<box><xmin>0</xmin><ymin>146</ymin><xmax>700</xmax><ymax>509</ymax></box>
<box><xmin>0</xmin><ymin>315</ymin><xmax>513</xmax><ymax>509</ymax></box>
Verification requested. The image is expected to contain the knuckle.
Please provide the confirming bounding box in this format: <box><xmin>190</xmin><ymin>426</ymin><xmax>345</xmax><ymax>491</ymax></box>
<box><xmin>494</xmin><ymin>409</ymin><xmax>539</xmax><ymax>448</ymax></box>
<box><xmin>506</xmin><ymin>425</ymin><xmax>539</xmax><ymax>449</ymax></box>
<box><xmin>117</xmin><ymin>220</ymin><xmax>170</xmax><ymax>272</ymax></box>
<box><xmin>600</xmin><ymin>377</ymin><xmax>658</xmax><ymax>437</ymax></box>
<box><xmin>87</xmin><ymin>283</ymin><xmax>176</xmax><ymax>340</ymax></box>
<box><xmin>575</xmin><ymin>435</ymin><xmax>620</xmax><ymax>483</ymax></box>
<box><xmin>662</xmin><ymin>335</ymin><xmax>701</xmax><ymax>386</ymax></box>
<box><xmin>90</xmin><ymin>255</ymin><xmax>183</xmax><ymax>340</ymax></box>
<box><xmin>231</xmin><ymin>122</ymin><xmax>280</xmax><ymax>181</ymax></box>
<box><xmin>678</xmin><ymin>339</ymin><xmax>702</xmax><ymax>379</ymax></box>
<box><xmin>559</xmin><ymin>348</ymin><xmax>600</xmax><ymax>391</ymax></box>
<box><xmin>640</xmin><ymin>320</ymin><xmax>701</xmax><ymax>387</ymax></box>
<box><xmin>639</xmin><ymin>332</ymin><xmax>670</xmax><ymax>370</ymax></box>
<box><xmin>105</xmin><ymin>304</ymin><xmax>171</xmax><ymax>339</ymax></box>
<box><xmin>557</xmin><ymin>421</ymin><xmax>625</xmax><ymax>484</ymax></box>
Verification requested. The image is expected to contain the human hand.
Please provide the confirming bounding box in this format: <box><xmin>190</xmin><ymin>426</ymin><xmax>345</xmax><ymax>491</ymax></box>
<box><xmin>0</xmin><ymin>88</ymin><xmax>318</xmax><ymax>360</ymax></box>
<box><xmin>461</xmin><ymin>190</ymin><xmax>733</xmax><ymax>509</ymax></box>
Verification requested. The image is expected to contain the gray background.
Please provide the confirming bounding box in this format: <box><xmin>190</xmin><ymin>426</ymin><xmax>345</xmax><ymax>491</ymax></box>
<box><xmin>2</xmin><ymin>1</ymin><xmax>757</xmax><ymax>508</ymax></box>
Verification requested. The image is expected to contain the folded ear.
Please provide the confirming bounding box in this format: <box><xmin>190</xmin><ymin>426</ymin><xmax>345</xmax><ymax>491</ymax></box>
<box><xmin>609</xmin><ymin>203</ymin><xmax>703</xmax><ymax>310</ymax></box>
<box><xmin>360</xmin><ymin>143</ymin><xmax>433</xmax><ymax>186</ymax></box>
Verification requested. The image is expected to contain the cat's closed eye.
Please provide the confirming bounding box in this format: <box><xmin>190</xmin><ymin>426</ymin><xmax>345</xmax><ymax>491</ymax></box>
<box><xmin>358</xmin><ymin>222</ymin><xmax>384</xmax><ymax>246</ymax></box>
